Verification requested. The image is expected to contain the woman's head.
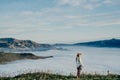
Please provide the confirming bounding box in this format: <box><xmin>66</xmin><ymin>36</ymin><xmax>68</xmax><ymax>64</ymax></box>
<box><xmin>77</xmin><ymin>53</ymin><xmax>82</xmax><ymax>57</ymax></box>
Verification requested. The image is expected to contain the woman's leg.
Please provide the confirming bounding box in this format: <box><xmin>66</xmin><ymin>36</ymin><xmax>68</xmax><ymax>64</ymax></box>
<box><xmin>77</xmin><ymin>70</ymin><xmax>82</xmax><ymax>78</ymax></box>
<box><xmin>77</xmin><ymin>69</ymin><xmax>80</xmax><ymax>78</ymax></box>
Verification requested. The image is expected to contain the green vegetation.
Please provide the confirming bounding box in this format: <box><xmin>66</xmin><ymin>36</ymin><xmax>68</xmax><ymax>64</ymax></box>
<box><xmin>0</xmin><ymin>72</ymin><xmax>120</xmax><ymax>80</ymax></box>
<box><xmin>0</xmin><ymin>52</ymin><xmax>53</xmax><ymax>64</ymax></box>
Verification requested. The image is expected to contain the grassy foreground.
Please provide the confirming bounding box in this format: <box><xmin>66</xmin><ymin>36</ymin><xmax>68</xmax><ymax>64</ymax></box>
<box><xmin>0</xmin><ymin>72</ymin><xmax>120</xmax><ymax>80</ymax></box>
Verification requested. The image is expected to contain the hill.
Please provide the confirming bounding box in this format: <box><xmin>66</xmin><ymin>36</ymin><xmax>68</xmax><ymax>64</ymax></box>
<box><xmin>0</xmin><ymin>52</ymin><xmax>53</xmax><ymax>64</ymax></box>
<box><xmin>74</xmin><ymin>38</ymin><xmax>120</xmax><ymax>48</ymax></box>
<box><xmin>0</xmin><ymin>38</ymin><xmax>53</xmax><ymax>49</ymax></box>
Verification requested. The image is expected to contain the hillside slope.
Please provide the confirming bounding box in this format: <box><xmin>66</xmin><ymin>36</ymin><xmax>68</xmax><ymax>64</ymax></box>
<box><xmin>0</xmin><ymin>38</ymin><xmax>53</xmax><ymax>49</ymax></box>
<box><xmin>0</xmin><ymin>52</ymin><xmax>53</xmax><ymax>64</ymax></box>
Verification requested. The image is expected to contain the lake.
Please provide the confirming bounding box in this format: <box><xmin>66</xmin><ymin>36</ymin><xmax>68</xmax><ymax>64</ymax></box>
<box><xmin>0</xmin><ymin>46</ymin><xmax>120</xmax><ymax>77</ymax></box>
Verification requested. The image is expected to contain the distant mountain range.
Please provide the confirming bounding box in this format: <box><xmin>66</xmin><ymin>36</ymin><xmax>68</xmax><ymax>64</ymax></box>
<box><xmin>0</xmin><ymin>38</ymin><xmax>120</xmax><ymax>49</ymax></box>
<box><xmin>0</xmin><ymin>38</ymin><xmax>54</xmax><ymax>49</ymax></box>
<box><xmin>55</xmin><ymin>38</ymin><xmax>120</xmax><ymax>48</ymax></box>
<box><xmin>74</xmin><ymin>38</ymin><xmax>120</xmax><ymax>48</ymax></box>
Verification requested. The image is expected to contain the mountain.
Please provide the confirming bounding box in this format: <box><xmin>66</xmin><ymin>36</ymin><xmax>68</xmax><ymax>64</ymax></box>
<box><xmin>0</xmin><ymin>38</ymin><xmax>53</xmax><ymax>49</ymax></box>
<box><xmin>74</xmin><ymin>38</ymin><xmax>120</xmax><ymax>48</ymax></box>
<box><xmin>54</xmin><ymin>43</ymin><xmax>73</xmax><ymax>46</ymax></box>
<box><xmin>0</xmin><ymin>52</ymin><xmax>53</xmax><ymax>64</ymax></box>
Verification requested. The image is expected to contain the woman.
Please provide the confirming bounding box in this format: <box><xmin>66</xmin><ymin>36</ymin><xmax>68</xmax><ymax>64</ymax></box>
<box><xmin>76</xmin><ymin>53</ymin><xmax>83</xmax><ymax>78</ymax></box>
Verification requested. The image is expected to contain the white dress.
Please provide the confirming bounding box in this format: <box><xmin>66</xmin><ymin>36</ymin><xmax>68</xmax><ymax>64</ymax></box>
<box><xmin>76</xmin><ymin>57</ymin><xmax>82</xmax><ymax>68</ymax></box>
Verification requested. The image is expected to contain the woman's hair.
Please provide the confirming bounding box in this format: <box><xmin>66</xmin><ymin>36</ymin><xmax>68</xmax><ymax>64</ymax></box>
<box><xmin>77</xmin><ymin>53</ymin><xmax>82</xmax><ymax>57</ymax></box>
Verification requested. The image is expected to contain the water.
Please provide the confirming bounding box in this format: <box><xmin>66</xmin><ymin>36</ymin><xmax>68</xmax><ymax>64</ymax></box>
<box><xmin>0</xmin><ymin>46</ymin><xmax>120</xmax><ymax>77</ymax></box>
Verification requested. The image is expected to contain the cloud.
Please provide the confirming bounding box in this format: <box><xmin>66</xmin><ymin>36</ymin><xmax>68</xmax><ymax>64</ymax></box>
<box><xmin>0</xmin><ymin>0</ymin><xmax>120</xmax><ymax>43</ymax></box>
<box><xmin>103</xmin><ymin>0</ymin><xmax>112</xmax><ymax>4</ymax></box>
<box><xmin>57</xmin><ymin>0</ymin><xmax>82</xmax><ymax>6</ymax></box>
<box><xmin>1</xmin><ymin>7</ymin><xmax>120</xmax><ymax>36</ymax></box>
<box><xmin>57</xmin><ymin>0</ymin><xmax>119</xmax><ymax>10</ymax></box>
<box><xmin>65</xmin><ymin>12</ymin><xmax>120</xmax><ymax>27</ymax></box>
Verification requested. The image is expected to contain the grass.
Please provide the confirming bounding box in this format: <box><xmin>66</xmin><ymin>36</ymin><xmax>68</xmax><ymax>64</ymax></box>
<box><xmin>0</xmin><ymin>72</ymin><xmax>120</xmax><ymax>80</ymax></box>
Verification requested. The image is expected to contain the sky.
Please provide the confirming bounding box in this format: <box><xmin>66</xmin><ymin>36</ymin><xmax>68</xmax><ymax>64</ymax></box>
<box><xmin>0</xmin><ymin>0</ymin><xmax>120</xmax><ymax>43</ymax></box>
